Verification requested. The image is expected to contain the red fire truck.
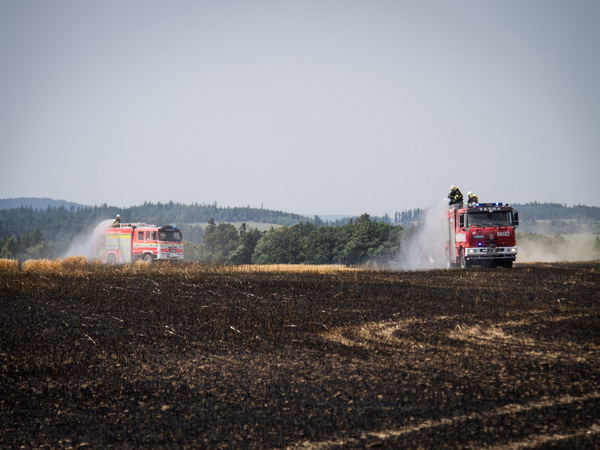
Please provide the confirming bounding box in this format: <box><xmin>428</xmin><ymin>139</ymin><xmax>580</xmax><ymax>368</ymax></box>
<box><xmin>98</xmin><ymin>223</ymin><xmax>184</xmax><ymax>263</ymax></box>
<box><xmin>446</xmin><ymin>202</ymin><xmax>519</xmax><ymax>268</ymax></box>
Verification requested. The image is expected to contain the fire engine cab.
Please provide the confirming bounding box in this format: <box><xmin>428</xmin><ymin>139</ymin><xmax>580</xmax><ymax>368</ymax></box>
<box><xmin>98</xmin><ymin>223</ymin><xmax>184</xmax><ymax>263</ymax></box>
<box><xmin>446</xmin><ymin>203</ymin><xmax>519</xmax><ymax>268</ymax></box>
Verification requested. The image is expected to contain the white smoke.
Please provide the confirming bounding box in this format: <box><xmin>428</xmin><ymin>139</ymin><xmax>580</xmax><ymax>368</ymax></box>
<box><xmin>518</xmin><ymin>233</ymin><xmax>600</xmax><ymax>263</ymax></box>
<box><xmin>63</xmin><ymin>219</ymin><xmax>114</xmax><ymax>260</ymax></box>
<box><xmin>397</xmin><ymin>198</ymin><xmax>449</xmax><ymax>270</ymax></box>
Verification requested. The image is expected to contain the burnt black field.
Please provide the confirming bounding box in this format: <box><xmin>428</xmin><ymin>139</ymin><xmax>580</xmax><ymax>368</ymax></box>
<box><xmin>1</xmin><ymin>261</ymin><xmax>599</xmax><ymax>448</ymax></box>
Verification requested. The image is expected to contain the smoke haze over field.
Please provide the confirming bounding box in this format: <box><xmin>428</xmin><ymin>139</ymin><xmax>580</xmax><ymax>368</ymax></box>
<box><xmin>1</xmin><ymin>1</ymin><xmax>599</xmax><ymax>216</ymax></box>
<box><xmin>518</xmin><ymin>234</ymin><xmax>600</xmax><ymax>263</ymax></box>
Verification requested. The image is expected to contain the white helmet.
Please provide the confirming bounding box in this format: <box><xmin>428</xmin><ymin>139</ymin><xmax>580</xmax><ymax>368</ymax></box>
<box><xmin>467</xmin><ymin>191</ymin><xmax>472</xmax><ymax>196</ymax></box>
<box><xmin>450</xmin><ymin>185</ymin><xmax>456</xmax><ymax>191</ymax></box>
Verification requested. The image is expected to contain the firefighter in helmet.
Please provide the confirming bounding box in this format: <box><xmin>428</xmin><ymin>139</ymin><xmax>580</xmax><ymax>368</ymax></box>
<box><xmin>113</xmin><ymin>214</ymin><xmax>121</xmax><ymax>227</ymax></box>
<box><xmin>467</xmin><ymin>192</ymin><xmax>479</xmax><ymax>204</ymax></box>
<box><xmin>448</xmin><ymin>185</ymin><xmax>463</xmax><ymax>205</ymax></box>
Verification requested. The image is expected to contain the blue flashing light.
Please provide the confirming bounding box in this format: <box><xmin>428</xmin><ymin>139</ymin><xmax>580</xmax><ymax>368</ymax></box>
<box><xmin>478</xmin><ymin>242</ymin><xmax>482</xmax><ymax>246</ymax></box>
<box><xmin>475</xmin><ymin>203</ymin><xmax>480</xmax><ymax>207</ymax></box>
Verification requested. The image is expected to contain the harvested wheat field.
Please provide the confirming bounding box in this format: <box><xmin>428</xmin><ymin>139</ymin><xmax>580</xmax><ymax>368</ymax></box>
<box><xmin>1</xmin><ymin>259</ymin><xmax>599</xmax><ymax>448</ymax></box>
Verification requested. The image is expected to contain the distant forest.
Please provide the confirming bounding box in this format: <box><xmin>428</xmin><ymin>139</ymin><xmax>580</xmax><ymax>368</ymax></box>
<box><xmin>0</xmin><ymin>200</ymin><xmax>307</xmax><ymax>243</ymax></box>
<box><xmin>0</xmin><ymin>198</ymin><xmax>599</xmax><ymax>263</ymax></box>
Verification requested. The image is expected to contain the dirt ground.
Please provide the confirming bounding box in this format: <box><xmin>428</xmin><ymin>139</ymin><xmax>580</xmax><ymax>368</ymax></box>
<box><xmin>1</xmin><ymin>261</ymin><xmax>599</xmax><ymax>448</ymax></box>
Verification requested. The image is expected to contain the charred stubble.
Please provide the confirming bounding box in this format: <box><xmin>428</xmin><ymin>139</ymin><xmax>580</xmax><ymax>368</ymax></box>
<box><xmin>1</xmin><ymin>262</ymin><xmax>599</xmax><ymax>448</ymax></box>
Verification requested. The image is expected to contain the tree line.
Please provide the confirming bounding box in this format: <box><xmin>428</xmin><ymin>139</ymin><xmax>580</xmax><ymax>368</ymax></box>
<box><xmin>0</xmin><ymin>201</ymin><xmax>307</xmax><ymax>237</ymax></box>
<box><xmin>175</xmin><ymin>214</ymin><xmax>403</xmax><ymax>265</ymax></box>
<box><xmin>0</xmin><ymin>201</ymin><xmax>309</xmax><ymax>251</ymax></box>
<box><xmin>0</xmin><ymin>213</ymin><xmax>403</xmax><ymax>265</ymax></box>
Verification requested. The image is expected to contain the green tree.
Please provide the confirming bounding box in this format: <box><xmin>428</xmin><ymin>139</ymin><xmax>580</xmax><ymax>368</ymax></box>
<box><xmin>252</xmin><ymin>218</ymin><xmax>403</xmax><ymax>266</ymax></box>
<box><xmin>0</xmin><ymin>236</ymin><xmax>15</xmax><ymax>259</ymax></box>
<box><xmin>24</xmin><ymin>241</ymin><xmax>56</xmax><ymax>260</ymax></box>
<box><xmin>341</xmin><ymin>214</ymin><xmax>380</xmax><ymax>265</ymax></box>
<box><xmin>301</xmin><ymin>226</ymin><xmax>335</xmax><ymax>264</ymax></box>
<box><xmin>338</xmin><ymin>214</ymin><xmax>403</xmax><ymax>265</ymax></box>
<box><xmin>252</xmin><ymin>226</ymin><xmax>302</xmax><ymax>264</ymax></box>
<box><xmin>202</xmin><ymin>222</ymin><xmax>239</xmax><ymax>264</ymax></box>
<box><xmin>229</xmin><ymin>224</ymin><xmax>264</xmax><ymax>265</ymax></box>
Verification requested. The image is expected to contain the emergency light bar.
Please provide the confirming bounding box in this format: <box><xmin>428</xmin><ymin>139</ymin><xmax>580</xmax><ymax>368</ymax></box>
<box><xmin>473</xmin><ymin>202</ymin><xmax>503</xmax><ymax>207</ymax></box>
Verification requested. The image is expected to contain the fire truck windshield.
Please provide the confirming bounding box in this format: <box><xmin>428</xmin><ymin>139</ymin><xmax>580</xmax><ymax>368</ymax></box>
<box><xmin>159</xmin><ymin>230</ymin><xmax>182</xmax><ymax>242</ymax></box>
<box><xmin>467</xmin><ymin>211</ymin><xmax>513</xmax><ymax>228</ymax></box>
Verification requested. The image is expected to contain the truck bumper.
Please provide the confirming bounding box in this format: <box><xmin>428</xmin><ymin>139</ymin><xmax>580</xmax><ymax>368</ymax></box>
<box><xmin>155</xmin><ymin>253</ymin><xmax>184</xmax><ymax>261</ymax></box>
<box><xmin>465</xmin><ymin>246</ymin><xmax>517</xmax><ymax>260</ymax></box>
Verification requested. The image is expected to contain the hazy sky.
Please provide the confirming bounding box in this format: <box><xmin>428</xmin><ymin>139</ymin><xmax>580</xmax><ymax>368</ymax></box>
<box><xmin>1</xmin><ymin>1</ymin><xmax>599</xmax><ymax>216</ymax></box>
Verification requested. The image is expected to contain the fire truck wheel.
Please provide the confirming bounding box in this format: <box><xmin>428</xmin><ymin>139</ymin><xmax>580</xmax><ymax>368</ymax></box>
<box><xmin>106</xmin><ymin>254</ymin><xmax>117</xmax><ymax>265</ymax></box>
<box><xmin>142</xmin><ymin>253</ymin><xmax>154</xmax><ymax>263</ymax></box>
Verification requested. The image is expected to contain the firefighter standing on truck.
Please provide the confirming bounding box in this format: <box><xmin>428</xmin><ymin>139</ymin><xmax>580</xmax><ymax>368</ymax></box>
<box><xmin>467</xmin><ymin>192</ymin><xmax>479</xmax><ymax>204</ymax></box>
<box><xmin>448</xmin><ymin>185</ymin><xmax>463</xmax><ymax>205</ymax></box>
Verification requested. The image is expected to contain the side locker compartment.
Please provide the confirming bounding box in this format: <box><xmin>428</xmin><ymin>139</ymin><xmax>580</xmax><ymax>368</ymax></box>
<box><xmin>121</xmin><ymin>232</ymin><xmax>132</xmax><ymax>263</ymax></box>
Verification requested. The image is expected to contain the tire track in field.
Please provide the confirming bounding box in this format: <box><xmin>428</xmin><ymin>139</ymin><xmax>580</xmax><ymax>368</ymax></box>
<box><xmin>323</xmin><ymin>312</ymin><xmax>598</xmax><ymax>363</ymax></box>
<box><xmin>311</xmin><ymin>313</ymin><xmax>599</xmax><ymax>448</ymax></box>
<box><xmin>288</xmin><ymin>391</ymin><xmax>600</xmax><ymax>449</ymax></box>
